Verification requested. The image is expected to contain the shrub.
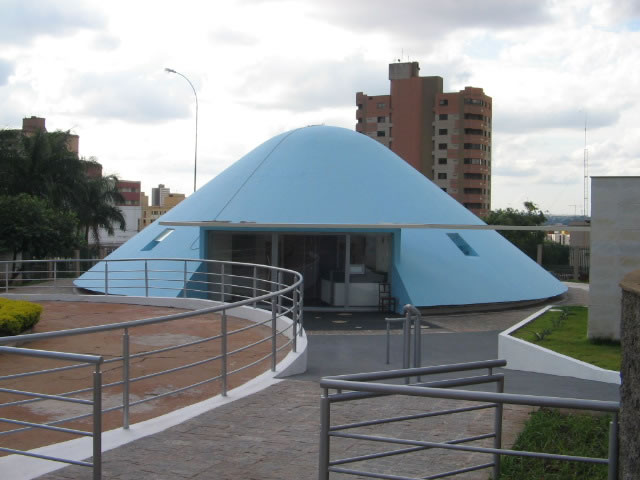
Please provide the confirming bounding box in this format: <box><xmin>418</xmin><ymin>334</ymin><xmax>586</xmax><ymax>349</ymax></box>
<box><xmin>0</xmin><ymin>298</ymin><xmax>43</xmax><ymax>335</ymax></box>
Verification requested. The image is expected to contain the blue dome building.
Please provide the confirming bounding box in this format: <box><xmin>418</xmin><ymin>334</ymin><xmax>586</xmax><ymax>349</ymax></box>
<box><xmin>76</xmin><ymin>126</ymin><xmax>566</xmax><ymax>310</ymax></box>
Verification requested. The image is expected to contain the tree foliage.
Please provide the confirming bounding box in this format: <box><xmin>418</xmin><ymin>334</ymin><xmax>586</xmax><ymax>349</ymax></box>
<box><xmin>0</xmin><ymin>194</ymin><xmax>80</xmax><ymax>260</ymax></box>
<box><xmin>483</xmin><ymin>202</ymin><xmax>547</xmax><ymax>259</ymax></box>
<box><xmin>0</xmin><ymin>128</ymin><xmax>126</xmax><ymax>258</ymax></box>
<box><xmin>75</xmin><ymin>175</ymin><xmax>125</xmax><ymax>247</ymax></box>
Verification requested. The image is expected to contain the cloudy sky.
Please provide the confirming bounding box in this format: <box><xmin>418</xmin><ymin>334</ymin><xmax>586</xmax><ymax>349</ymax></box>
<box><xmin>1</xmin><ymin>0</ymin><xmax>639</xmax><ymax>215</ymax></box>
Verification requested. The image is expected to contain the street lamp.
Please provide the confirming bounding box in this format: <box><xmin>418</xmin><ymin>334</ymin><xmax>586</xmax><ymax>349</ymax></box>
<box><xmin>165</xmin><ymin>68</ymin><xmax>198</xmax><ymax>192</ymax></box>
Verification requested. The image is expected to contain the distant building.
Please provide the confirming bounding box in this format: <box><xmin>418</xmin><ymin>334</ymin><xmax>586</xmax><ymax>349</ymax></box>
<box><xmin>152</xmin><ymin>184</ymin><xmax>170</xmax><ymax>207</ymax></box>
<box><xmin>20</xmin><ymin>116</ymin><xmax>79</xmax><ymax>153</ymax></box>
<box><xmin>140</xmin><ymin>188</ymin><xmax>185</xmax><ymax>230</ymax></box>
<box><xmin>356</xmin><ymin>62</ymin><xmax>492</xmax><ymax>217</ymax></box>
<box><xmin>92</xmin><ymin>178</ymin><xmax>142</xmax><ymax>257</ymax></box>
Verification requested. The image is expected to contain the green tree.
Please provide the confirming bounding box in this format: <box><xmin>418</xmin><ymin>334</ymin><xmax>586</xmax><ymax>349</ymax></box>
<box><xmin>483</xmin><ymin>201</ymin><xmax>547</xmax><ymax>259</ymax></box>
<box><xmin>0</xmin><ymin>194</ymin><xmax>80</xmax><ymax>262</ymax></box>
<box><xmin>75</xmin><ymin>175</ymin><xmax>126</xmax><ymax>249</ymax></box>
<box><xmin>1</xmin><ymin>128</ymin><xmax>127</xmax><ymax>257</ymax></box>
<box><xmin>0</xmin><ymin>129</ymin><xmax>87</xmax><ymax>209</ymax></box>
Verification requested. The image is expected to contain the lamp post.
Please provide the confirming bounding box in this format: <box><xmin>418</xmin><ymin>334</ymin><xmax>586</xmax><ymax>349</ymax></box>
<box><xmin>165</xmin><ymin>68</ymin><xmax>198</xmax><ymax>192</ymax></box>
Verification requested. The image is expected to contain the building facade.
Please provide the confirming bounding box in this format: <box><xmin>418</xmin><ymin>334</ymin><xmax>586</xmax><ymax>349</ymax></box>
<box><xmin>77</xmin><ymin>126</ymin><xmax>565</xmax><ymax>311</ymax></box>
<box><xmin>140</xmin><ymin>189</ymin><xmax>186</xmax><ymax>230</ymax></box>
<box><xmin>356</xmin><ymin>62</ymin><xmax>492</xmax><ymax>217</ymax></box>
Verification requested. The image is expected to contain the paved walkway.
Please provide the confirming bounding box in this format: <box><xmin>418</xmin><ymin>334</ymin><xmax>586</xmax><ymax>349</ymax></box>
<box><xmin>26</xmin><ymin>286</ymin><xmax>620</xmax><ymax>479</ymax></box>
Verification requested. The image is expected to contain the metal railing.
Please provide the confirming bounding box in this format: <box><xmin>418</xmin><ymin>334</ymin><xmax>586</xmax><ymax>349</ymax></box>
<box><xmin>0</xmin><ymin>346</ymin><xmax>103</xmax><ymax>480</ymax></box>
<box><xmin>319</xmin><ymin>359</ymin><xmax>620</xmax><ymax>480</ymax></box>
<box><xmin>385</xmin><ymin>305</ymin><xmax>422</xmax><ymax>379</ymax></box>
<box><xmin>0</xmin><ymin>257</ymin><xmax>304</xmax><ymax>478</ymax></box>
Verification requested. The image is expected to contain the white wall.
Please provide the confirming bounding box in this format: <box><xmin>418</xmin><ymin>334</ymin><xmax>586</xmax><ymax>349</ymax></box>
<box><xmin>589</xmin><ymin>177</ymin><xmax>640</xmax><ymax>340</ymax></box>
<box><xmin>93</xmin><ymin>206</ymin><xmax>141</xmax><ymax>246</ymax></box>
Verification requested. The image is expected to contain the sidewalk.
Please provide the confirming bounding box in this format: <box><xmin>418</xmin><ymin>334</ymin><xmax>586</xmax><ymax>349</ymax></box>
<box><xmin>18</xmin><ymin>285</ymin><xmax>620</xmax><ymax>479</ymax></box>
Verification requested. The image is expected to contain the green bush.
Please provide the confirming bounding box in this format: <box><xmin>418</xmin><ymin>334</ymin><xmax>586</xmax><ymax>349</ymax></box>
<box><xmin>0</xmin><ymin>297</ymin><xmax>43</xmax><ymax>335</ymax></box>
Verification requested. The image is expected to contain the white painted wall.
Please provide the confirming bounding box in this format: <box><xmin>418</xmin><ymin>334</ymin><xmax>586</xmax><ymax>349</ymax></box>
<box><xmin>499</xmin><ymin>305</ymin><xmax>620</xmax><ymax>384</ymax></box>
<box><xmin>93</xmin><ymin>205</ymin><xmax>141</xmax><ymax>247</ymax></box>
<box><xmin>589</xmin><ymin>177</ymin><xmax>640</xmax><ymax>340</ymax></box>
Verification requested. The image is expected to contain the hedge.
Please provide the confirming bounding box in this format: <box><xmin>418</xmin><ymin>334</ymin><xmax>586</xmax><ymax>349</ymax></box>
<box><xmin>0</xmin><ymin>298</ymin><xmax>43</xmax><ymax>336</ymax></box>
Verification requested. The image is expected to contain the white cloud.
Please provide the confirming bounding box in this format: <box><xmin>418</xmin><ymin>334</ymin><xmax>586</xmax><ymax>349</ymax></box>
<box><xmin>0</xmin><ymin>0</ymin><xmax>638</xmax><ymax>213</ymax></box>
<box><xmin>0</xmin><ymin>0</ymin><xmax>105</xmax><ymax>46</ymax></box>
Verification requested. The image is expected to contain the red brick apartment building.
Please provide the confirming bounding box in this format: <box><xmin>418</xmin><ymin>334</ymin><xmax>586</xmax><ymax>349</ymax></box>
<box><xmin>356</xmin><ymin>62</ymin><xmax>492</xmax><ymax>217</ymax></box>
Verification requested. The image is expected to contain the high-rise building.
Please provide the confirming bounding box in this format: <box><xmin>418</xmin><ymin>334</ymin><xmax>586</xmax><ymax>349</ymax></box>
<box><xmin>152</xmin><ymin>184</ymin><xmax>171</xmax><ymax>207</ymax></box>
<box><xmin>356</xmin><ymin>62</ymin><xmax>492</xmax><ymax>217</ymax></box>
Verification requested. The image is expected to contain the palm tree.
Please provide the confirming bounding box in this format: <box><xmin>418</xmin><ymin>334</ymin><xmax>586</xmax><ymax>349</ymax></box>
<box><xmin>75</xmin><ymin>175</ymin><xmax>126</xmax><ymax>250</ymax></box>
<box><xmin>0</xmin><ymin>129</ymin><xmax>86</xmax><ymax>209</ymax></box>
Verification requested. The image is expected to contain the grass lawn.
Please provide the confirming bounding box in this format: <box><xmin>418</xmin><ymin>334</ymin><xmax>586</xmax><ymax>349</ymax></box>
<box><xmin>511</xmin><ymin>306</ymin><xmax>621</xmax><ymax>371</ymax></box>
<box><xmin>497</xmin><ymin>408</ymin><xmax>611</xmax><ymax>480</ymax></box>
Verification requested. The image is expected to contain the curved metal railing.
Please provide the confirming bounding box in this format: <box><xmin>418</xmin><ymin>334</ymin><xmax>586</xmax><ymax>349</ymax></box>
<box><xmin>0</xmin><ymin>258</ymin><xmax>304</xmax><ymax>478</ymax></box>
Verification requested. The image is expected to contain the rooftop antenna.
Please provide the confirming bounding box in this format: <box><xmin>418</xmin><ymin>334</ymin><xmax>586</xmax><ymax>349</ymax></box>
<box><xmin>583</xmin><ymin>114</ymin><xmax>589</xmax><ymax>217</ymax></box>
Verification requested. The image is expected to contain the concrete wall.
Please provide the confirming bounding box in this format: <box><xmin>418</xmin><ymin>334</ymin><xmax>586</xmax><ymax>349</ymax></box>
<box><xmin>620</xmin><ymin>269</ymin><xmax>640</xmax><ymax>479</ymax></box>
<box><xmin>589</xmin><ymin>177</ymin><xmax>640</xmax><ymax>340</ymax></box>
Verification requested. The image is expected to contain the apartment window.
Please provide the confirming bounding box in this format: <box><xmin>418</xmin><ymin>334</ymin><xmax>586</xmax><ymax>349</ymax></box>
<box><xmin>464</xmin><ymin>128</ymin><xmax>483</xmax><ymax>135</ymax></box>
<box><xmin>442</xmin><ymin>187</ymin><xmax>447</xmax><ymax>192</ymax></box>
<box><xmin>438</xmin><ymin>173</ymin><xmax>447</xmax><ymax>180</ymax></box>
<box><xmin>464</xmin><ymin>158</ymin><xmax>482</xmax><ymax>165</ymax></box>
<box><xmin>377</xmin><ymin>116</ymin><xmax>386</xmax><ymax>122</ymax></box>
<box><xmin>357</xmin><ymin>103</ymin><xmax>363</xmax><ymax>110</ymax></box>
<box><xmin>357</xmin><ymin>118</ymin><xmax>363</xmax><ymax>123</ymax></box>
<box><xmin>438</xmin><ymin>158</ymin><xmax>447</xmax><ymax>165</ymax></box>
<box><xmin>464</xmin><ymin>202</ymin><xmax>483</xmax><ymax>209</ymax></box>
<box><xmin>439</xmin><ymin>114</ymin><xmax>448</xmax><ymax>120</ymax></box>
<box><xmin>438</xmin><ymin>143</ymin><xmax>447</xmax><ymax>150</ymax></box>
<box><xmin>439</xmin><ymin>128</ymin><xmax>448</xmax><ymax>135</ymax></box>
<box><xmin>464</xmin><ymin>98</ymin><xmax>483</xmax><ymax>105</ymax></box>
<box><xmin>464</xmin><ymin>143</ymin><xmax>482</xmax><ymax>150</ymax></box>
<box><xmin>377</xmin><ymin>131</ymin><xmax>386</xmax><ymax>137</ymax></box>
<box><xmin>376</xmin><ymin>102</ymin><xmax>386</xmax><ymax>109</ymax></box>
<box><xmin>464</xmin><ymin>173</ymin><xmax>483</xmax><ymax>180</ymax></box>
<box><xmin>439</xmin><ymin>99</ymin><xmax>448</xmax><ymax>106</ymax></box>
<box><xmin>464</xmin><ymin>188</ymin><xmax>483</xmax><ymax>194</ymax></box>
<box><xmin>464</xmin><ymin>113</ymin><xmax>484</xmax><ymax>121</ymax></box>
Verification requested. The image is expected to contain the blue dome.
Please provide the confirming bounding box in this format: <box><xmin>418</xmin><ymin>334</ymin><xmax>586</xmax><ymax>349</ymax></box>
<box><xmin>76</xmin><ymin>126</ymin><xmax>566</xmax><ymax>307</ymax></box>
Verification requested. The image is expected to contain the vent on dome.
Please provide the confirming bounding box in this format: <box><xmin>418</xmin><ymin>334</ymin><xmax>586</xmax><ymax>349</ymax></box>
<box><xmin>447</xmin><ymin>233</ymin><xmax>478</xmax><ymax>256</ymax></box>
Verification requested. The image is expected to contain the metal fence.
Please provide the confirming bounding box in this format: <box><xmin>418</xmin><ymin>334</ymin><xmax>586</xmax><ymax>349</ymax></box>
<box><xmin>319</xmin><ymin>359</ymin><xmax>620</xmax><ymax>480</ymax></box>
<box><xmin>0</xmin><ymin>258</ymin><xmax>304</xmax><ymax>479</ymax></box>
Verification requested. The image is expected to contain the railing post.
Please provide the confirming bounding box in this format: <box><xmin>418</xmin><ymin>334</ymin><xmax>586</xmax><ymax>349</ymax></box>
<box><xmin>318</xmin><ymin>388</ymin><xmax>330</xmax><ymax>480</ymax></box>
<box><xmin>403</xmin><ymin>312</ymin><xmax>411</xmax><ymax>383</ymax></box>
<box><xmin>144</xmin><ymin>260</ymin><xmax>149</xmax><ymax>297</ymax></box>
<box><xmin>277</xmin><ymin>270</ymin><xmax>283</xmax><ymax>314</ymax></box>
<box><xmin>4</xmin><ymin>262</ymin><xmax>8</xmax><ymax>293</ymax></box>
<box><xmin>220</xmin><ymin>264</ymin><xmax>225</xmax><ymax>302</ymax></box>
<box><xmin>413</xmin><ymin>309</ymin><xmax>422</xmax><ymax>382</ymax></box>
<box><xmin>53</xmin><ymin>261</ymin><xmax>57</xmax><ymax>288</ymax></box>
<box><xmin>608</xmin><ymin>413</ymin><xmax>619</xmax><ymax>480</ymax></box>
<box><xmin>183</xmin><ymin>260</ymin><xmax>188</xmax><ymax>298</ymax></box>
<box><xmin>252</xmin><ymin>266</ymin><xmax>257</xmax><ymax>308</ymax></box>
<box><xmin>221</xmin><ymin>310</ymin><xmax>227</xmax><ymax>396</ymax></box>
<box><xmin>93</xmin><ymin>364</ymin><xmax>103</xmax><ymax>480</ymax></box>
<box><xmin>292</xmin><ymin>285</ymin><xmax>298</xmax><ymax>353</ymax></box>
<box><xmin>122</xmin><ymin>328</ymin><xmax>130</xmax><ymax>429</ymax></box>
<box><xmin>271</xmin><ymin>292</ymin><xmax>277</xmax><ymax>372</ymax></box>
<box><xmin>386</xmin><ymin>319</ymin><xmax>391</xmax><ymax>364</ymax></box>
<box><xmin>493</xmin><ymin>375</ymin><xmax>504</xmax><ymax>479</ymax></box>
<box><xmin>104</xmin><ymin>262</ymin><xmax>109</xmax><ymax>295</ymax></box>
<box><xmin>299</xmin><ymin>288</ymin><xmax>304</xmax><ymax>336</ymax></box>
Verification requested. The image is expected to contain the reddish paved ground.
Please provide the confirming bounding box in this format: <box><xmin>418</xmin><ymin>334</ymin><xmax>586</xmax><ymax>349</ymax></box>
<box><xmin>0</xmin><ymin>301</ymin><xmax>288</xmax><ymax>454</ymax></box>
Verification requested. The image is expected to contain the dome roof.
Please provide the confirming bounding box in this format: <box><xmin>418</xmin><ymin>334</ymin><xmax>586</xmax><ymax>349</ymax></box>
<box><xmin>76</xmin><ymin>126</ymin><xmax>566</xmax><ymax>306</ymax></box>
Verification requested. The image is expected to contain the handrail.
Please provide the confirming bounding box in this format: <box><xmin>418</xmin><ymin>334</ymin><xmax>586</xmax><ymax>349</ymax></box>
<box><xmin>0</xmin><ymin>257</ymin><xmax>305</xmax><ymax>479</ymax></box>
<box><xmin>0</xmin><ymin>345</ymin><xmax>103</xmax><ymax>480</ymax></box>
<box><xmin>319</xmin><ymin>360</ymin><xmax>620</xmax><ymax>480</ymax></box>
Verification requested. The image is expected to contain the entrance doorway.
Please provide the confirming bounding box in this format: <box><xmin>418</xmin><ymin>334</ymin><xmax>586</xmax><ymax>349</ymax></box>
<box><xmin>206</xmin><ymin>231</ymin><xmax>392</xmax><ymax>309</ymax></box>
